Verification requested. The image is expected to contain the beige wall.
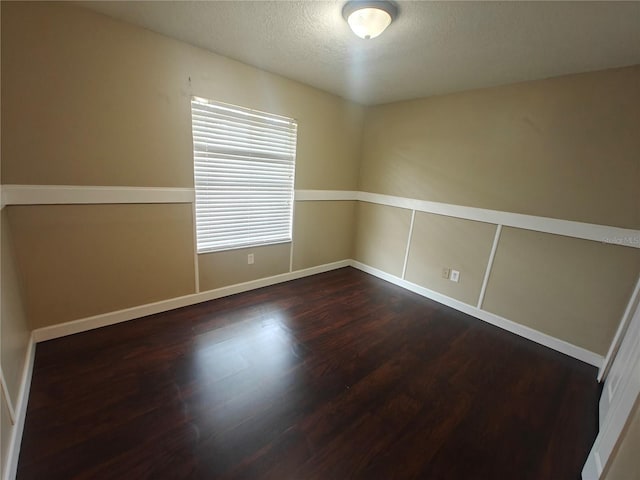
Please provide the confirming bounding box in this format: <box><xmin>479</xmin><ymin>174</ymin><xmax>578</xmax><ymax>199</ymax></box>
<box><xmin>405</xmin><ymin>213</ymin><xmax>497</xmax><ymax>306</ymax></box>
<box><xmin>360</xmin><ymin>66</ymin><xmax>640</xmax><ymax>229</ymax></box>
<box><xmin>199</xmin><ymin>243</ymin><xmax>290</xmax><ymax>291</ymax></box>
<box><xmin>198</xmin><ymin>200</ymin><xmax>359</xmax><ymax>291</ymax></box>
<box><xmin>602</xmin><ymin>400</ymin><xmax>640</xmax><ymax>480</ymax></box>
<box><xmin>0</xmin><ymin>2</ymin><xmax>362</xmax><ymax>329</ymax></box>
<box><xmin>355</xmin><ymin>202</ymin><xmax>412</xmax><ymax>277</ymax></box>
<box><xmin>7</xmin><ymin>204</ymin><xmax>196</xmax><ymax>329</ymax></box>
<box><xmin>1</xmin><ymin>2</ymin><xmax>363</xmax><ymax>190</ymax></box>
<box><xmin>356</xmin><ymin>66</ymin><xmax>640</xmax><ymax>355</ymax></box>
<box><xmin>483</xmin><ymin>229</ymin><xmax>640</xmax><ymax>354</ymax></box>
<box><xmin>292</xmin><ymin>201</ymin><xmax>356</xmax><ymax>271</ymax></box>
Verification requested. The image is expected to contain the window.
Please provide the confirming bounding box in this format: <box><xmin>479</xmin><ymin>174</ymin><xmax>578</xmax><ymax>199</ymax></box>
<box><xmin>190</xmin><ymin>97</ymin><xmax>297</xmax><ymax>253</ymax></box>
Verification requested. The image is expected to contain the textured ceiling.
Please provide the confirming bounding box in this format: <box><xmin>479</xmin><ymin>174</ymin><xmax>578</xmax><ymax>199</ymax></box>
<box><xmin>79</xmin><ymin>1</ymin><xmax>640</xmax><ymax>105</ymax></box>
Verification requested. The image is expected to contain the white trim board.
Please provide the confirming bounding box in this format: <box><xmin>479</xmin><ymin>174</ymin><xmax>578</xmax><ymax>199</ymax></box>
<box><xmin>477</xmin><ymin>225</ymin><xmax>502</xmax><ymax>309</ymax></box>
<box><xmin>598</xmin><ymin>276</ymin><xmax>640</xmax><ymax>382</ymax></box>
<box><xmin>294</xmin><ymin>189</ymin><xmax>640</xmax><ymax>249</ymax></box>
<box><xmin>190</xmin><ymin>202</ymin><xmax>200</xmax><ymax>294</ymax></box>
<box><xmin>349</xmin><ymin>260</ymin><xmax>603</xmax><ymax>368</ymax></box>
<box><xmin>401</xmin><ymin>210</ymin><xmax>416</xmax><ymax>279</ymax></box>
<box><xmin>0</xmin><ymin>366</ymin><xmax>16</xmax><ymax>424</ymax></box>
<box><xmin>1</xmin><ymin>185</ymin><xmax>194</xmax><ymax>205</ymax></box>
<box><xmin>294</xmin><ymin>190</ymin><xmax>358</xmax><ymax>201</ymax></box>
<box><xmin>32</xmin><ymin>260</ymin><xmax>350</xmax><ymax>343</ymax></box>
<box><xmin>3</xmin><ymin>335</ymin><xmax>35</xmax><ymax>480</ymax></box>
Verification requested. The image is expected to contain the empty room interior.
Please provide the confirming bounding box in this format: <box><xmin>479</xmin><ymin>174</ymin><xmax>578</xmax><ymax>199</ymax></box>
<box><xmin>1</xmin><ymin>1</ymin><xmax>640</xmax><ymax>479</ymax></box>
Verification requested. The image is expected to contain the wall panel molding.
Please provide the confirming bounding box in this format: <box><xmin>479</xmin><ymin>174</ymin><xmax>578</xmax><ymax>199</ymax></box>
<box><xmin>3</xmin><ymin>185</ymin><xmax>634</xmax><ymax>376</ymax></box>
<box><xmin>296</xmin><ymin>189</ymin><xmax>640</xmax><ymax>249</ymax></box>
<box><xmin>1</xmin><ymin>185</ymin><xmax>195</xmax><ymax>205</ymax></box>
<box><xmin>477</xmin><ymin>224</ymin><xmax>502</xmax><ymax>309</ymax></box>
<box><xmin>401</xmin><ymin>210</ymin><xmax>416</xmax><ymax>279</ymax></box>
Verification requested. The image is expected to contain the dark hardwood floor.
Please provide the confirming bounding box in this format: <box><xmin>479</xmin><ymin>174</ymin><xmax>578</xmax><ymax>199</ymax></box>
<box><xmin>17</xmin><ymin>267</ymin><xmax>599</xmax><ymax>479</ymax></box>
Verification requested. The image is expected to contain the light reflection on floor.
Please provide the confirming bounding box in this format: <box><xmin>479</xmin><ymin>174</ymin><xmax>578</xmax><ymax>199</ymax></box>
<box><xmin>192</xmin><ymin>305</ymin><xmax>301</xmax><ymax>428</ymax></box>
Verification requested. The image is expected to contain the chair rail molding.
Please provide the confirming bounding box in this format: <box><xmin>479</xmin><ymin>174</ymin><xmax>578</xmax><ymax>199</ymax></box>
<box><xmin>295</xmin><ymin>189</ymin><xmax>640</xmax><ymax>249</ymax></box>
<box><xmin>1</xmin><ymin>185</ymin><xmax>195</xmax><ymax>205</ymax></box>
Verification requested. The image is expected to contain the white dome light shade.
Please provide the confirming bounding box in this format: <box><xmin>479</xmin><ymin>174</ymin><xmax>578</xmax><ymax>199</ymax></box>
<box><xmin>342</xmin><ymin>1</ymin><xmax>398</xmax><ymax>40</ymax></box>
<box><xmin>347</xmin><ymin>8</ymin><xmax>391</xmax><ymax>39</ymax></box>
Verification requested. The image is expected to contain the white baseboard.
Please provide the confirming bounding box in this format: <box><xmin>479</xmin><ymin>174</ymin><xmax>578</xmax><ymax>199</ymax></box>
<box><xmin>349</xmin><ymin>260</ymin><xmax>603</xmax><ymax>368</ymax></box>
<box><xmin>32</xmin><ymin>257</ymin><xmax>603</xmax><ymax>367</ymax></box>
<box><xmin>3</xmin><ymin>334</ymin><xmax>35</xmax><ymax>480</ymax></box>
<box><xmin>32</xmin><ymin>259</ymin><xmax>351</xmax><ymax>343</ymax></box>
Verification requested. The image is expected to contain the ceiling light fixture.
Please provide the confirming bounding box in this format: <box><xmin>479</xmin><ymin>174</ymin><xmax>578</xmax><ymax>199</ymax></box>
<box><xmin>342</xmin><ymin>1</ymin><xmax>398</xmax><ymax>40</ymax></box>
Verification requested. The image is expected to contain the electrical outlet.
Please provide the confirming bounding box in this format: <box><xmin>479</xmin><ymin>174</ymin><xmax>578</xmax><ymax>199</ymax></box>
<box><xmin>247</xmin><ymin>253</ymin><xmax>254</xmax><ymax>265</ymax></box>
<box><xmin>450</xmin><ymin>270</ymin><xmax>460</xmax><ymax>282</ymax></box>
<box><xmin>442</xmin><ymin>267</ymin><xmax>450</xmax><ymax>279</ymax></box>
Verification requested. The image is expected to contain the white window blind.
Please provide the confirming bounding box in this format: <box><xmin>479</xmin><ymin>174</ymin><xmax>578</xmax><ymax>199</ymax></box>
<box><xmin>191</xmin><ymin>97</ymin><xmax>297</xmax><ymax>253</ymax></box>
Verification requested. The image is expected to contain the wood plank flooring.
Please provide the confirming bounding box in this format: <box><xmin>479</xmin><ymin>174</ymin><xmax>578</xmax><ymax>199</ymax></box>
<box><xmin>17</xmin><ymin>267</ymin><xmax>600</xmax><ymax>479</ymax></box>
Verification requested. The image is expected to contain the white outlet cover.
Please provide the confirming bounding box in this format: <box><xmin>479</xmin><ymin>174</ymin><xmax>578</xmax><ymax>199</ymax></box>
<box><xmin>450</xmin><ymin>270</ymin><xmax>460</xmax><ymax>282</ymax></box>
<box><xmin>248</xmin><ymin>253</ymin><xmax>254</xmax><ymax>264</ymax></box>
